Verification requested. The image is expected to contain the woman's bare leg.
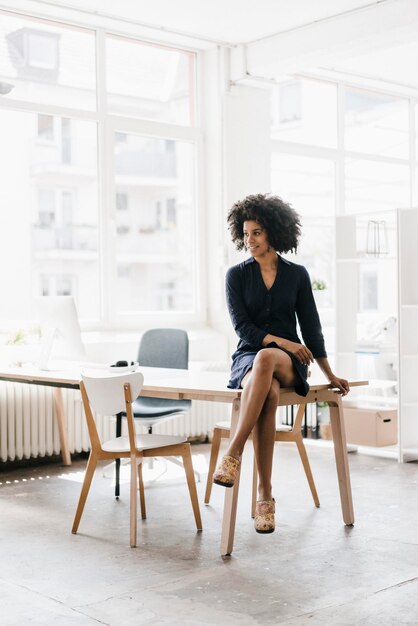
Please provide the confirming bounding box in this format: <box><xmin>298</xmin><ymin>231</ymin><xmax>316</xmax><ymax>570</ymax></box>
<box><xmin>252</xmin><ymin>379</ymin><xmax>280</xmax><ymax>501</ymax></box>
<box><xmin>226</xmin><ymin>348</ymin><xmax>297</xmax><ymax>459</ymax></box>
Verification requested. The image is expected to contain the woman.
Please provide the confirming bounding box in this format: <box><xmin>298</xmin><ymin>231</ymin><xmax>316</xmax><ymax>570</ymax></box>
<box><xmin>213</xmin><ymin>193</ymin><xmax>349</xmax><ymax>534</ymax></box>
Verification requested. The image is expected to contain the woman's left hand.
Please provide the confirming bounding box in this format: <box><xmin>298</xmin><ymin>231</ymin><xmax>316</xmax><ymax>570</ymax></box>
<box><xmin>328</xmin><ymin>375</ymin><xmax>350</xmax><ymax>396</ymax></box>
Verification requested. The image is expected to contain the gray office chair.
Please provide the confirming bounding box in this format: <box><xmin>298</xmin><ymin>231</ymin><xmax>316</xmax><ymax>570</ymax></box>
<box><xmin>115</xmin><ymin>328</ymin><xmax>192</xmax><ymax>497</ymax></box>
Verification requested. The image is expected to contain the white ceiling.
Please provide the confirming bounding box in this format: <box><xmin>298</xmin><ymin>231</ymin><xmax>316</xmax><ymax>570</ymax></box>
<box><xmin>5</xmin><ymin>0</ymin><xmax>418</xmax><ymax>91</ymax></box>
<box><xmin>34</xmin><ymin>0</ymin><xmax>376</xmax><ymax>45</ymax></box>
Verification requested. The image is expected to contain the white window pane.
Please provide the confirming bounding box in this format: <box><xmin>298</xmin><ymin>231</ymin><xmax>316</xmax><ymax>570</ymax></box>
<box><xmin>271</xmin><ymin>153</ymin><xmax>335</xmax><ymax>216</ymax></box>
<box><xmin>345</xmin><ymin>158</ymin><xmax>410</xmax><ymax>214</ymax></box>
<box><xmin>0</xmin><ymin>12</ymin><xmax>96</xmax><ymax>110</ymax></box>
<box><xmin>272</xmin><ymin>79</ymin><xmax>337</xmax><ymax>148</ymax></box>
<box><xmin>106</xmin><ymin>36</ymin><xmax>195</xmax><ymax>125</ymax></box>
<box><xmin>114</xmin><ymin>133</ymin><xmax>195</xmax><ymax>312</ymax></box>
<box><xmin>0</xmin><ymin>110</ymin><xmax>100</xmax><ymax>320</ymax></box>
<box><xmin>28</xmin><ymin>32</ymin><xmax>58</xmax><ymax>69</ymax></box>
<box><xmin>345</xmin><ymin>88</ymin><xmax>409</xmax><ymax>159</ymax></box>
<box><xmin>296</xmin><ymin>217</ymin><xmax>335</xmax><ymax>311</ymax></box>
<box><xmin>271</xmin><ymin>153</ymin><xmax>335</xmax><ymax>310</ymax></box>
<box><xmin>37</xmin><ymin>114</ymin><xmax>54</xmax><ymax>140</ymax></box>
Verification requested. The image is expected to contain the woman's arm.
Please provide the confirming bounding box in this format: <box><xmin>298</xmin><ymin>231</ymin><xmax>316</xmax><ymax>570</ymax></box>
<box><xmin>315</xmin><ymin>357</ymin><xmax>350</xmax><ymax>395</ymax></box>
<box><xmin>225</xmin><ymin>266</ymin><xmax>268</xmax><ymax>349</ymax></box>
<box><xmin>263</xmin><ymin>334</ymin><xmax>349</xmax><ymax>395</ymax></box>
<box><xmin>262</xmin><ymin>333</ymin><xmax>314</xmax><ymax>365</ymax></box>
<box><xmin>288</xmin><ymin>266</ymin><xmax>349</xmax><ymax>394</ymax></box>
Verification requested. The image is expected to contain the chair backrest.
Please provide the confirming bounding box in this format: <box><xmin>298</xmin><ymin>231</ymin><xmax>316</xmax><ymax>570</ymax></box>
<box><xmin>137</xmin><ymin>328</ymin><xmax>189</xmax><ymax>370</ymax></box>
<box><xmin>82</xmin><ymin>371</ymin><xmax>144</xmax><ymax>415</ymax></box>
<box><xmin>80</xmin><ymin>372</ymin><xmax>144</xmax><ymax>451</ymax></box>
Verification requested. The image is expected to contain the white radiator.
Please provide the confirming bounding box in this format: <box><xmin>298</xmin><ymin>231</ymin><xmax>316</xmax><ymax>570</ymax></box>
<box><xmin>0</xmin><ymin>381</ymin><xmax>230</xmax><ymax>463</ymax></box>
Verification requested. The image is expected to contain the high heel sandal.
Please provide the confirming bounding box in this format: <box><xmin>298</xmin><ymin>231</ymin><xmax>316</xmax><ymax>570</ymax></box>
<box><xmin>254</xmin><ymin>499</ymin><xmax>275</xmax><ymax>534</ymax></box>
<box><xmin>213</xmin><ymin>454</ymin><xmax>240</xmax><ymax>488</ymax></box>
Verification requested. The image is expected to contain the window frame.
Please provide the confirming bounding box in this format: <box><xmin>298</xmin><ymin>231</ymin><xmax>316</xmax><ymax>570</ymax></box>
<box><xmin>0</xmin><ymin>9</ymin><xmax>203</xmax><ymax>331</ymax></box>
<box><xmin>103</xmin><ymin>115</ymin><xmax>204</xmax><ymax>328</ymax></box>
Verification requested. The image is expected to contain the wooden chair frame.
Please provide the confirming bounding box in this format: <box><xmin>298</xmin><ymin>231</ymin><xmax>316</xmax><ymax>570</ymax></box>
<box><xmin>72</xmin><ymin>380</ymin><xmax>202</xmax><ymax>547</ymax></box>
<box><xmin>204</xmin><ymin>403</ymin><xmax>319</xmax><ymax>516</ymax></box>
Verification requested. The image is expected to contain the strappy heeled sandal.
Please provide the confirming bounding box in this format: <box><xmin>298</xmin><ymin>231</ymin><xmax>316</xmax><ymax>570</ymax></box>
<box><xmin>213</xmin><ymin>454</ymin><xmax>240</xmax><ymax>488</ymax></box>
<box><xmin>254</xmin><ymin>499</ymin><xmax>275</xmax><ymax>534</ymax></box>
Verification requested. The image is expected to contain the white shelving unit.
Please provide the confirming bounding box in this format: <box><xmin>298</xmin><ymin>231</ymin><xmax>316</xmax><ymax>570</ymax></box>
<box><xmin>397</xmin><ymin>208</ymin><xmax>418</xmax><ymax>461</ymax></box>
<box><xmin>335</xmin><ymin>208</ymin><xmax>418</xmax><ymax>462</ymax></box>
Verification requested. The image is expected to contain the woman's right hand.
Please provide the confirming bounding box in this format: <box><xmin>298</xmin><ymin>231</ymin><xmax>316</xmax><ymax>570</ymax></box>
<box><xmin>279</xmin><ymin>339</ymin><xmax>314</xmax><ymax>365</ymax></box>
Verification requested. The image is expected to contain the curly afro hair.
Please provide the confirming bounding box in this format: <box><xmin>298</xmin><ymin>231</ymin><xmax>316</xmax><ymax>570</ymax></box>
<box><xmin>227</xmin><ymin>193</ymin><xmax>302</xmax><ymax>253</ymax></box>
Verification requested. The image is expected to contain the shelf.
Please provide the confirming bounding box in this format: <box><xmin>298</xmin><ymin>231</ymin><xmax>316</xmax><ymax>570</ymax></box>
<box><xmin>336</xmin><ymin>256</ymin><xmax>397</xmax><ymax>263</ymax></box>
<box><xmin>355</xmin><ymin>445</ymin><xmax>398</xmax><ymax>460</ymax></box>
<box><xmin>343</xmin><ymin>395</ymin><xmax>398</xmax><ymax>408</ymax></box>
<box><xmin>401</xmin><ymin>448</ymin><xmax>418</xmax><ymax>462</ymax></box>
<box><xmin>306</xmin><ymin>439</ymin><xmax>399</xmax><ymax>460</ymax></box>
<box><xmin>336</xmin><ymin>208</ymin><xmax>418</xmax><ymax>463</ymax></box>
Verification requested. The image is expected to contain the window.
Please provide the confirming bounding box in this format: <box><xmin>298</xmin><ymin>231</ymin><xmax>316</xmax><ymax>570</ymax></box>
<box><xmin>0</xmin><ymin>12</ymin><xmax>96</xmax><ymax>109</ymax></box>
<box><xmin>271</xmin><ymin>76</ymin><xmax>416</xmax><ymax>369</ymax></box>
<box><xmin>56</xmin><ymin>276</ymin><xmax>73</xmax><ymax>296</ymax></box>
<box><xmin>345</xmin><ymin>88</ymin><xmax>409</xmax><ymax>159</ymax></box>
<box><xmin>271</xmin><ymin>153</ymin><xmax>335</xmax><ymax>311</ymax></box>
<box><xmin>113</xmin><ymin>132</ymin><xmax>195</xmax><ymax>312</ymax></box>
<box><xmin>166</xmin><ymin>198</ymin><xmax>176</xmax><ymax>227</ymax></box>
<box><xmin>272</xmin><ymin>78</ymin><xmax>337</xmax><ymax>148</ymax></box>
<box><xmin>7</xmin><ymin>27</ymin><xmax>59</xmax><ymax>71</ymax></box>
<box><xmin>345</xmin><ymin>158</ymin><xmax>410</xmax><ymax>214</ymax></box>
<box><xmin>106</xmin><ymin>35</ymin><xmax>196</xmax><ymax>125</ymax></box>
<box><xmin>40</xmin><ymin>274</ymin><xmax>74</xmax><ymax>297</ymax></box>
<box><xmin>61</xmin><ymin>118</ymin><xmax>71</xmax><ymax>164</ymax></box>
<box><xmin>116</xmin><ymin>192</ymin><xmax>128</xmax><ymax>211</ymax></box>
<box><xmin>38</xmin><ymin>114</ymin><xmax>54</xmax><ymax>141</ymax></box>
<box><xmin>279</xmin><ymin>81</ymin><xmax>302</xmax><ymax>123</ymax></box>
<box><xmin>38</xmin><ymin>189</ymin><xmax>56</xmax><ymax>226</ymax></box>
<box><xmin>0</xmin><ymin>12</ymin><xmax>199</xmax><ymax>327</ymax></box>
<box><xmin>27</xmin><ymin>30</ymin><xmax>59</xmax><ymax>70</ymax></box>
<box><xmin>0</xmin><ymin>109</ymin><xmax>99</xmax><ymax>320</ymax></box>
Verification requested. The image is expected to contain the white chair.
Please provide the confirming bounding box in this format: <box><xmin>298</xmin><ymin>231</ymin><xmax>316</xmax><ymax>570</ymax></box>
<box><xmin>72</xmin><ymin>372</ymin><xmax>202</xmax><ymax>547</ymax></box>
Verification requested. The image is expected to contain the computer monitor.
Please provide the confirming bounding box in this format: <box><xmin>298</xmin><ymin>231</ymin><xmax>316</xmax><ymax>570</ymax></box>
<box><xmin>37</xmin><ymin>296</ymin><xmax>86</xmax><ymax>370</ymax></box>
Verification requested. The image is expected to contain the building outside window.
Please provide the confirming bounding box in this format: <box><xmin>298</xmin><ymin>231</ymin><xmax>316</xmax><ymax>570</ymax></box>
<box><xmin>37</xmin><ymin>114</ymin><xmax>54</xmax><ymax>141</ymax></box>
<box><xmin>0</xmin><ymin>10</ymin><xmax>198</xmax><ymax>327</ymax></box>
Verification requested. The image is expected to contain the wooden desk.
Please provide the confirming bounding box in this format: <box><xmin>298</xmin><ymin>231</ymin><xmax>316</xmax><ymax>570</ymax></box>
<box><xmin>0</xmin><ymin>364</ymin><xmax>367</xmax><ymax>556</ymax></box>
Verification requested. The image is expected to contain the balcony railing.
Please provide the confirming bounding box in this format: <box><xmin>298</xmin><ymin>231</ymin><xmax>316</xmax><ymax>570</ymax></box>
<box><xmin>31</xmin><ymin>224</ymin><xmax>97</xmax><ymax>251</ymax></box>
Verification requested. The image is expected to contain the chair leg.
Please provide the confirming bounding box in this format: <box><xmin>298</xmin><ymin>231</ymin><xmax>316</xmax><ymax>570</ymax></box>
<box><xmin>251</xmin><ymin>454</ymin><xmax>258</xmax><ymax>519</ymax></box>
<box><xmin>72</xmin><ymin>452</ymin><xmax>98</xmax><ymax>534</ymax></box>
<box><xmin>295</xmin><ymin>435</ymin><xmax>320</xmax><ymax>508</ymax></box>
<box><xmin>204</xmin><ymin>427</ymin><xmax>223</xmax><ymax>504</ymax></box>
<box><xmin>182</xmin><ymin>444</ymin><xmax>202</xmax><ymax>530</ymax></box>
<box><xmin>138</xmin><ymin>460</ymin><xmax>146</xmax><ymax>520</ymax></box>
<box><xmin>130</xmin><ymin>454</ymin><xmax>139</xmax><ymax>548</ymax></box>
<box><xmin>115</xmin><ymin>458</ymin><xmax>121</xmax><ymax>499</ymax></box>
<box><xmin>115</xmin><ymin>412</ymin><xmax>122</xmax><ymax>499</ymax></box>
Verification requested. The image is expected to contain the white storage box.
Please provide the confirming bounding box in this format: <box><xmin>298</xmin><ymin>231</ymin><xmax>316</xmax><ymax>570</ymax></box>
<box><xmin>343</xmin><ymin>407</ymin><xmax>397</xmax><ymax>447</ymax></box>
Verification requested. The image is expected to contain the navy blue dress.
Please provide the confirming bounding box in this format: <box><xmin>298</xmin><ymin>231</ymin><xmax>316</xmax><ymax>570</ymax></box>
<box><xmin>226</xmin><ymin>255</ymin><xmax>327</xmax><ymax>396</ymax></box>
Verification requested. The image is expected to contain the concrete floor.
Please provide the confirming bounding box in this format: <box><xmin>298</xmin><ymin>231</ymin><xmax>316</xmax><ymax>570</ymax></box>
<box><xmin>1</xmin><ymin>442</ymin><xmax>418</xmax><ymax>626</ymax></box>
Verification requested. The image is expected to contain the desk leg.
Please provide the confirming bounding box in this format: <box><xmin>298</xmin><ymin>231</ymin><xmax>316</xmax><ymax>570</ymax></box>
<box><xmin>329</xmin><ymin>394</ymin><xmax>354</xmax><ymax>525</ymax></box>
<box><xmin>220</xmin><ymin>398</ymin><xmax>241</xmax><ymax>556</ymax></box>
<box><xmin>53</xmin><ymin>388</ymin><xmax>71</xmax><ymax>466</ymax></box>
